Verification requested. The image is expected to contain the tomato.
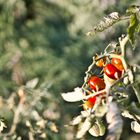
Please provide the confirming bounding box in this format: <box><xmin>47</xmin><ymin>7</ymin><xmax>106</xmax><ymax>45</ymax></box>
<box><xmin>88</xmin><ymin>76</ymin><xmax>105</xmax><ymax>91</ymax></box>
<box><xmin>96</xmin><ymin>58</ymin><xmax>106</xmax><ymax>67</ymax></box>
<box><xmin>112</xmin><ymin>57</ymin><xmax>124</xmax><ymax>71</ymax></box>
<box><xmin>83</xmin><ymin>96</ymin><xmax>96</xmax><ymax>109</ymax></box>
<box><xmin>103</xmin><ymin>63</ymin><xmax>122</xmax><ymax>80</ymax></box>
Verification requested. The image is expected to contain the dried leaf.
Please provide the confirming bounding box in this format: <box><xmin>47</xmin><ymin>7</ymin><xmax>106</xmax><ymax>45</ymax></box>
<box><xmin>61</xmin><ymin>87</ymin><xmax>84</xmax><ymax>102</ymax></box>
<box><xmin>76</xmin><ymin>118</ymin><xmax>91</xmax><ymax>139</ymax></box>
<box><xmin>86</xmin><ymin>12</ymin><xmax>120</xmax><ymax>36</ymax></box>
<box><xmin>131</xmin><ymin>121</ymin><xmax>140</xmax><ymax>133</ymax></box>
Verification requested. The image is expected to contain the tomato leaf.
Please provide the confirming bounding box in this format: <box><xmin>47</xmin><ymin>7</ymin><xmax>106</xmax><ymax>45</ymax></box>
<box><xmin>126</xmin><ymin>5</ymin><xmax>140</xmax><ymax>47</ymax></box>
<box><xmin>86</xmin><ymin>12</ymin><xmax>120</xmax><ymax>36</ymax></box>
<box><xmin>127</xmin><ymin>14</ymin><xmax>139</xmax><ymax>46</ymax></box>
<box><xmin>26</xmin><ymin>78</ymin><xmax>39</xmax><ymax>88</ymax></box>
<box><xmin>61</xmin><ymin>87</ymin><xmax>84</xmax><ymax>102</ymax></box>
<box><xmin>76</xmin><ymin>117</ymin><xmax>91</xmax><ymax>139</ymax></box>
<box><xmin>131</xmin><ymin>121</ymin><xmax>140</xmax><ymax>133</ymax></box>
<box><xmin>70</xmin><ymin>115</ymin><xmax>83</xmax><ymax>125</ymax></box>
<box><xmin>126</xmin><ymin>5</ymin><xmax>140</xmax><ymax>15</ymax></box>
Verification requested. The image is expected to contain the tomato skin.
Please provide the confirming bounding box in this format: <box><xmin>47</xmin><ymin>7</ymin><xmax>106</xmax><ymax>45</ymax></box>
<box><xmin>104</xmin><ymin>63</ymin><xmax>122</xmax><ymax>80</ymax></box>
<box><xmin>112</xmin><ymin>57</ymin><xmax>124</xmax><ymax>71</ymax></box>
<box><xmin>83</xmin><ymin>96</ymin><xmax>96</xmax><ymax>109</ymax></box>
<box><xmin>88</xmin><ymin>76</ymin><xmax>105</xmax><ymax>91</ymax></box>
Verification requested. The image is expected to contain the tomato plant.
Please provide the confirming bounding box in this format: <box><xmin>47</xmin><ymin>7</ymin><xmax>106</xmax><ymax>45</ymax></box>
<box><xmin>62</xmin><ymin>5</ymin><xmax>140</xmax><ymax>139</ymax></box>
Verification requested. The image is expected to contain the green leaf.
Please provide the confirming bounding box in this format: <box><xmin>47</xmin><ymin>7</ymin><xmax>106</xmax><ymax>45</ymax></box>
<box><xmin>136</xmin><ymin>22</ymin><xmax>140</xmax><ymax>32</ymax></box>
<box><xmin>127</xmin><ymin>14</ymin><xmax>139</xmax><ymax>46</ymax></box>
<box><xmin>126</xmin><ymin>5</ymin><xmax>140</xmax><ymax>15</ymax></box>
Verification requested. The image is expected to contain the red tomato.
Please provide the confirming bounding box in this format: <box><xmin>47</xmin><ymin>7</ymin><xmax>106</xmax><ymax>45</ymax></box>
<box><xmin>83</xmin><ymin>96</ymin><xmax>96</xmax><ymax>109</ymax></box>
<box><xmin>112</xmin><ymin>57</ymin><xmax>124</xmax><ymax>71</ymax></box>
<box><xmin>104</xmin><ymin>63</ymin><xmax>122</xmax><ymax>80</ymax></box>
<box><xmin>88</xmin><ymin>76</ymin><xmax>105</xmax><ymax>91</ymax></box>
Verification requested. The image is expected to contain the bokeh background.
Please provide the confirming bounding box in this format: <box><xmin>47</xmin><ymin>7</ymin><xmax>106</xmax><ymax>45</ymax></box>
<box><xmin>0</xmin><ymin>0</ymin><xmax>140</xmax><ymax>140</ymax></box>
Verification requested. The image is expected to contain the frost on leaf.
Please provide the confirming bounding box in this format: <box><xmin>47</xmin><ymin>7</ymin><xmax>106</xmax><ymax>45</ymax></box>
<box><xmin>61</xmin><ymin>87</ymin><xmax>84</xmax><ymax>102</ymax></box>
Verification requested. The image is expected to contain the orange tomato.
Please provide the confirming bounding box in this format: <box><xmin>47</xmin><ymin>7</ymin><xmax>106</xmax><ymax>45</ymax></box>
<box><xmin>96</xmin><ymin>57</ymin><xmax>106</xmax><ymax>67</ymax></box>
<box><xmin>111</xmin><ymin>57</ymin><xmax>124</xmax><ymax>71</ymax></box>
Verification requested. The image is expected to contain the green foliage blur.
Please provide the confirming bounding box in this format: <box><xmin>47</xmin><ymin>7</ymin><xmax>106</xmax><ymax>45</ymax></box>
<box><xmin>0</xmin><ymin>0</ymin><xmax>140</xmax><ymax>140</ymax></box>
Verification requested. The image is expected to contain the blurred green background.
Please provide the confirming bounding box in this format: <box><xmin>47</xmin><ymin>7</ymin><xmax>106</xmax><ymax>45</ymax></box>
<box><xmin>0</xmin><ymin>0</ymin><xmax>140</xmax><ymax>140</ymax></box>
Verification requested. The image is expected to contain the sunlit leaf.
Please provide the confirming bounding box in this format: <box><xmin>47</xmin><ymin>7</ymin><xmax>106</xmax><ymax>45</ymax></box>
<box><xmin>122</xmin><ymin>110</ymin><xmax>134</xmax><ymax>120</ymax></box>
<box><xmin>89</xmin><ymin>123</ymin><xmax>100</xmax><ymax>137</ymax></box>
<box><xmin>61</xmin><ymin>87</ymin><xmax>84</xmax><ymax>102</ymax></box>
<box><xmin>70</xmin><ymin>115</ymin><xmax>82</xmax><ymax>125</ymax></box>
<box><xmin>89</xmin><ymin>121</ymin><xmax>105</xmax><ymax>137</ymax></box>
<box><xmin>0</xmin><ymin>120</ymin><xmax>6</xmax><ymax>133</ymax></box>
<box><xmin>131</xmin><ymin>121</ymin><xmax>140</xmax><ymax>133</ymax></box>
<box><xmin>81</xmin><ymin>110</ymin><xmax>91</xmax><ymax>117</ymax></box>
<box><xmin>76</xmin><ymin>118</ymin><xmax>91</xmax><ymax>139</ymax></box>
<box><xmin>26</xmin><ymin>78</ymin><xmax>39</xmax><ymax>88</ymax></box>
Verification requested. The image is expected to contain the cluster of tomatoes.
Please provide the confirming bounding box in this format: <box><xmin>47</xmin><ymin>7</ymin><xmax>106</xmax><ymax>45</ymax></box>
<box><xmin>83</xmin><ymin>55</ymin><xmax>125</xmax><ymax>110</ymax></box>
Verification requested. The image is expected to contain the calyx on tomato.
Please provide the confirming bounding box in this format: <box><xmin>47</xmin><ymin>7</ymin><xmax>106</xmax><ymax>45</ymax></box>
<box><xmin>88</xmin><ymin>76</ymin><xmax>105</xmax><ymax>91</ymax></box>
<box><xmin>103</xmin><ymin>63</ymin><xmax>122</xmax><ymax>80</ymax></box>
<box><xmin>111</xmin><ymin>57</ymin><xmax>124</xmax><ymax>71</ymax></box>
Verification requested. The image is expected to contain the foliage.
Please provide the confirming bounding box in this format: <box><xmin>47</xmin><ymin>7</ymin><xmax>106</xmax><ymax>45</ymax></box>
<box><xmin>62</xmin><ymin>4</ymin><xmax>140</xmax><ymax>140</ymax></box>
<box><xmin>0</xmin><ymin>0</ymin><xmax>140</xmax><ymax>140</ymax></box>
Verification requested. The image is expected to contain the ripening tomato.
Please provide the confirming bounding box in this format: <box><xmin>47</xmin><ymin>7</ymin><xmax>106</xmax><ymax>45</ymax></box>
<box><xmin>96</xmin><ymin>57</ymin><xmax>106</xmax><ymax>67</ymax></box>
<box><xmin>88</xmin><ymin>76</ymin><xmax>105</xmax><ymax>91</ymax></box>
<box><xmin>112</xmin><ymin>57</ymin><xmax>124</xmax><ymax>71</ymax></box>
<box><xmin>83</xmin><ymin>96</ymin><xmax>96</xmax><ymax>109</ymax></box>
<box><xmin>104</xmin><ymin>63</ymin><xmax>122</xmax><ymax>80</ymax></box>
